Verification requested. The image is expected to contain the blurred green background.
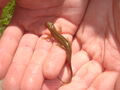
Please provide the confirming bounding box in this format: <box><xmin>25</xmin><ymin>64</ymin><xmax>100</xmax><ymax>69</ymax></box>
<box><xmin>0</xmin><ymin>0</ymin><xmax>15</xmax><ymax>36</ymax></box>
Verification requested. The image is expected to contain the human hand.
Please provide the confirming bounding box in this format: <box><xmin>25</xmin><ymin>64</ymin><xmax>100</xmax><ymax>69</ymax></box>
<box><xmin>42</xmin><ymin>0</ymin><xmax>120</xmax><ymax>89</ymax></box>
<box><xmin>0</xmin><ymin>0</ymin><xmax>89</xmax><ymax>89</ymax></box>
<box><xmin>1</xmin><ymin>0</ymin><xmax>120</xmax><ymax>89</ymax></box>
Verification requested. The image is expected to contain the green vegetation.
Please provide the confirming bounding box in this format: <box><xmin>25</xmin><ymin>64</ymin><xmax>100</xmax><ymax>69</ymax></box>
<box><xmin>0</xmin><ymin>0</ymin><xmax>15</xmax><ymax>35</ymax></box>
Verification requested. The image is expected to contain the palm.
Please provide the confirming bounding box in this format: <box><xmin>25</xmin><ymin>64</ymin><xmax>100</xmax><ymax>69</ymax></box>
<box><xmin>76</xmin><ymin>0</ymin><xmax>120</xmax><ymax>72</ymax></box>
<box><xmin>42</xmin><ymin>0</ymin><xmax>120</xmax><ymax>89</ymax></box>
<box><xmin>11</xmin><ymin>0</ymin><xmax>85</xmax><ymax>35</ymax></box>
<box><xmin>0</xmin><ymin>0</ymin><xmax>89</xmax><ymax>89</ymax></box>
<box><xmin>0</xmin><ymin>0</ymin><xmax>120</xmax><ymax>90</ymax></box>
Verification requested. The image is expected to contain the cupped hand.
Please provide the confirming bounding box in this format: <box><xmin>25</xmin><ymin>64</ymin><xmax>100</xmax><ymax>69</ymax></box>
<box><xmin>0</xmin><ymin>0</ymin><xmax>89</xmax><ymax>89</ymax></box>
<box><xmin>42</xmin><ymin>0</ymin><xmax>120</xmax><ymax>89</ymax></box>
<box><xmin>0</xmin><ymin>0</ymin><xmax>120</xmax><ymax>90</ymax></box>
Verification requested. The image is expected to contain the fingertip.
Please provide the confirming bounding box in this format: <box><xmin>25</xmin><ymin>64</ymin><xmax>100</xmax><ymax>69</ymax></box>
<box><xmin>88</xmin><ymin>71</ymin><xmax>119</xmax><ymax>90</ymax></box>
<box><xmin>43</xmin><ymin>61</ymin><xmax>58</xmax><ymax>79</ymax></box>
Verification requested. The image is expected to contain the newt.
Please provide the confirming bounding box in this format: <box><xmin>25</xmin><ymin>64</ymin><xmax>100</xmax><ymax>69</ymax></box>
<box><xmin>45</xmin><ymin>21</ymin><xmax>72</xmax><ymax>83</ymax></box>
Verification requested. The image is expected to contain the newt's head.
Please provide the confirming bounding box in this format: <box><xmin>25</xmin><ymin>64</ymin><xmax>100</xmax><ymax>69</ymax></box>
<box><xmin>45</xmin><ymin>21</ymin><xmax>54</xmax><ymax>29</ymax></box>
<box><xmin>45</xmin><ymin>21</ymin><xmax>56</xmax><ymax>33</ymax></box>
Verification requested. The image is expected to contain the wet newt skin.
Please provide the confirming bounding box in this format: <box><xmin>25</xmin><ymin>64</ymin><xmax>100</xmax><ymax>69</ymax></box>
<box><xmin>45</xmin><ymin>21</ymin><xmax>72</xmax><ymax>83</ymax></box>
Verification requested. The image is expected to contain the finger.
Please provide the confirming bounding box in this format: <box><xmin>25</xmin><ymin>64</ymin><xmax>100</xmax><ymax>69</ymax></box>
<box><xmin>59</xmin><ymin>60</ymin><xmax>102</xmax><ymax>90</ymax></box>
<box><xmin>0</xmin><ymin>26</ymin><xmax>23</xmax><ymax>79</ymax></box>
<box><xmin>21</xmin><ymin>35</ymin><xmax>52</xmax><ymax>90</ymax></box>
<box><xmin>71</xmin><ymin>38</ymin><xmax>81</xmax><ymax>54</ymax></box>
<box><xmin>43</xmin><ymin>34</ymin><xmax>73</xmax><ymax>79</ymax></box>
<box><xmin>72</xmin><ymin>50</ymin><xmax>90</xmax><ymax>74</ymax></box>
<box><xmin>58</xmin><ymin>50</ymin><xmax>90</xmax><ymax>83</ymax></box>
<box><xmin>3</xmin><ymin>34</ymin><xmax>38</xmax><ymax>90</ymax></box>
<box><xmin>88</xmin><ymin>71</ymin><xmax>119</xmax><ymax>90</ymax></box>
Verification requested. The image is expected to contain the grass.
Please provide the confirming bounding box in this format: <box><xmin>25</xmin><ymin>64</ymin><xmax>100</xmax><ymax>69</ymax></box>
<box><xmin>0</xmin><ymin>0</ymin><xmax>15</xmax><ymax>35</ymax></box>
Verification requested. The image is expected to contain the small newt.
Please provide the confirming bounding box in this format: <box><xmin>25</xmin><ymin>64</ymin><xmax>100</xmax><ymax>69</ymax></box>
<box><xmin>45</xmin><ymin>21</ymin><xmax>72</xmax><ymax>83</ymax></box>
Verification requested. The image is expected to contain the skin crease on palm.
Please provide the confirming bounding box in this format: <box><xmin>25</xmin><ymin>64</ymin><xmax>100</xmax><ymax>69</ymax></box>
<box><xmin>0</xmin><ymin>0</ymin><xmax>120</xmax><ymax>89</ymax></box>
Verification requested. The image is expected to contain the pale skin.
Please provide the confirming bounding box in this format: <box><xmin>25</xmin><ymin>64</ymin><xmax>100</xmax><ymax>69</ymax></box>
<box><xmin>0</xmin><ymin>0</ymin><xmax>120</xmax><ymax>90</ymax></box>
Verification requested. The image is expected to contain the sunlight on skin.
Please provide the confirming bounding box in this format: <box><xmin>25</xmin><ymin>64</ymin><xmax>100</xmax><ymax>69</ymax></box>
<box><xmin>0</xmin><ymin>0</ymin><xmax>120</xmax><ymax>90</ymax></box>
